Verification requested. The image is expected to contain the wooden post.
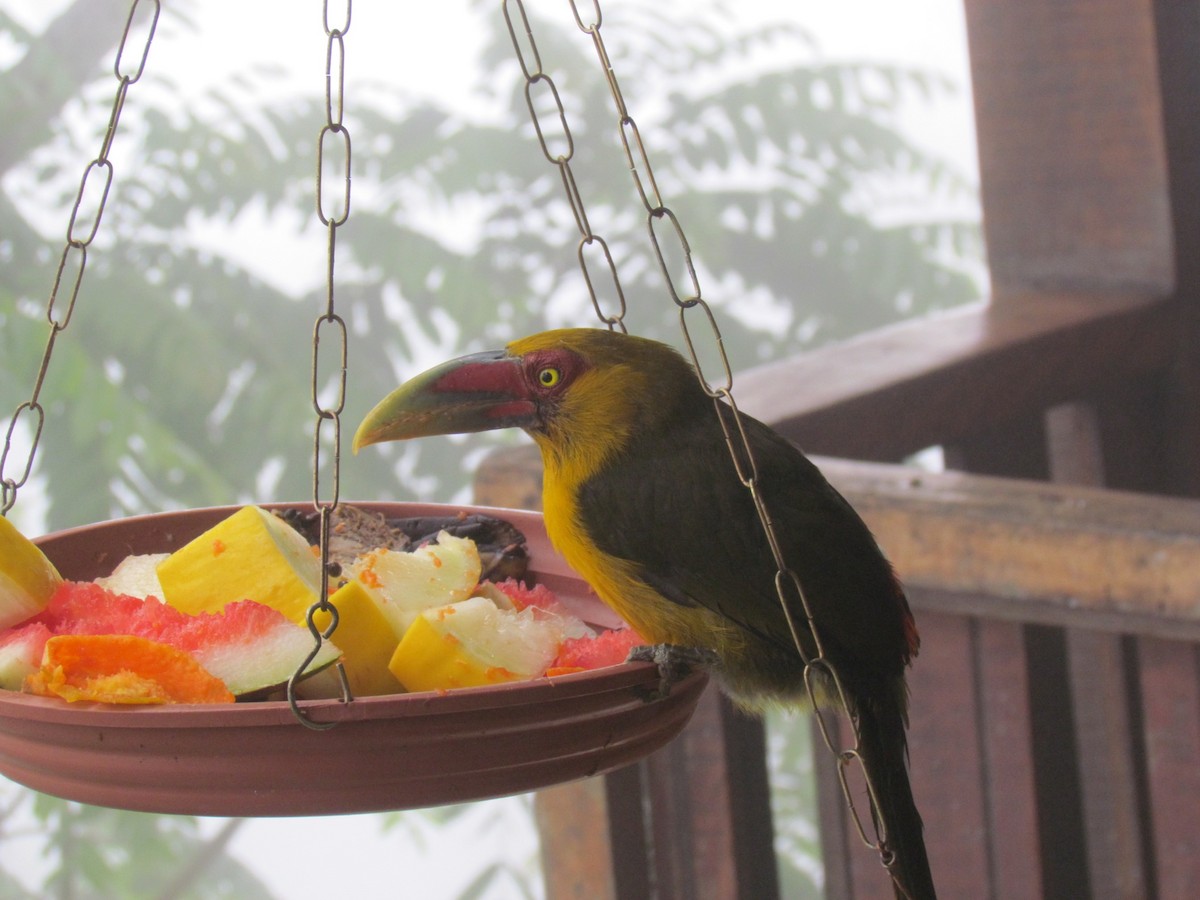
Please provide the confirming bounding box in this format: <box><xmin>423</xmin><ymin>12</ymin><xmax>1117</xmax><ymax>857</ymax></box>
<box><xmin>1136</xmin><ymin>637</ymin><xmax>1200</xmax><ymax>899</ymax></box>
<box><xmin>1047</xmin><ymin>403</ymin><xmax>1150</xmax><ymax>900</ymax></box>
<box><xmin>962</xmin><ymin>0</ymin><xmax>1172</xmax><ymax>294</ymax></box>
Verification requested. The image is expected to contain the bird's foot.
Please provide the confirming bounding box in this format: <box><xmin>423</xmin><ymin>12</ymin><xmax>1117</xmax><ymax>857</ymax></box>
<box><xmin>626</xmin><ymin>643</ymin><xmax>718</xmax><ymax>702</ymax></box>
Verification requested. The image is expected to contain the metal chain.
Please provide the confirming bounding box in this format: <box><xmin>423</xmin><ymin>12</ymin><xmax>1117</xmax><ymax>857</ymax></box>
<box><xmin>502</xmin><ymin>1</ymin><xmax>628</xmax><ymax>331</ymax></box>
<box><xmin>0</xmin><ymin>0</ymin><xmax>160</xmax><ymax>516</ymax></box>
<box><xmin>288</xmin><ymin>0</ymin><xmax>355</xmax><ymax>728</ymax></box>
<box><xmin>509</xmin><ymin>0</ymin><xmax>903</xmax><ymax>884</ymax></box>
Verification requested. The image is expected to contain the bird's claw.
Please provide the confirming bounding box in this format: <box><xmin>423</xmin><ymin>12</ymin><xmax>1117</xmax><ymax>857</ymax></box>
<box><xmin>626</xmin><ymin>643</ymin><xmax>718</xmax><ymax>702</ymax></box>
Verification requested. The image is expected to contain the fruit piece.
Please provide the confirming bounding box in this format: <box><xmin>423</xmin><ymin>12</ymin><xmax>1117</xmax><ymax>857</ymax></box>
<box><xmin>38</xmin><ymin>581</ymin><xmax>340</xmax><ymax>697</ymax></box>
<box><xmin>553</xmin><ymin>627</ymin><xmax>644</xmax><ymax>672</ymax></box>
<box><xmin>490</xmin><ymin>578</ymin><xmax>593</xmax><ymax>641</ymax></box>
<box><xmin>0</xmin><ymin>515</ymin><xmax>63</xmax><ymax>630</ymax></box>
<box><xmin>27</xmin><ymin>634</ymin><xmax>234</xmax><ymax>704</ymax></box>
<box><xmin>388</xmin><ymin>595</ymin><xmax>565</xmax><ymax>692</ymax></box>
<box><xmin>311</xmin><ymin>579</ymin><xmax>405</xmax><ymax>697</ymax></box>
<box><xmin>96</xmin><ymin>553</ymin><xmax>167</xmax><ymax>600</ymax></box>
<box><xmin>0</xmin><ymin>622</ymin><xmax>53</xmax><ymax>690</ymax></box>
<box><xmin>181</xmin><ymin>600</ymin><xmax>342</xmax><ymax>697</ymax></box>
<box><xmin>156</xmin><ymin>506</ymin><xmax>323</xmax><ymax>623</ymax></box>
<box><xmin>472</xmin><ymin>580</ymin><xmax>517</xmax><ymax>611</ymax></box>
<box><xmin>346</xmin><ymin>532</ymin><xmax>482</xmax><ymax>634</ymax></box>
<box><xmin>491</xmin><ymin>578</ymin><xmax>559</xmax><ymax>613</ymax></box>
<box><xmin>40</xmin><ymin>581</ymin><xmax>146</xmax><ymax>633</ymax></box>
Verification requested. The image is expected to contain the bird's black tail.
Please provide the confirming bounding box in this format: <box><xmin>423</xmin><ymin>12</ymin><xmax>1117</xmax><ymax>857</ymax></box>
<box><xmin>854</xmin><ymin>690</ymin><xmax>937</xmax><ymax>900</ymax></box>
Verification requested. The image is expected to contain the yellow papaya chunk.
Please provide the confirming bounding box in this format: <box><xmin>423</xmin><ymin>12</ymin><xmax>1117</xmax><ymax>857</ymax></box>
<box><xmin>313</xmin><ymin>579</ymin><xmax>405</xmax><ymax>697</ymax></box>
<box><xmin>156</xmin><ymin>506</ymin><xmax>322</xmax><ymax>624</ymax></box>
<box><xmin>388</xmin><ymin>596</ymin><xmax>563</xmax><ymax>693</ymax></box>
<box><xmin>0</xmin><ymin>515</ymin><xmax>63</xmax><ymax>630</ymax></box>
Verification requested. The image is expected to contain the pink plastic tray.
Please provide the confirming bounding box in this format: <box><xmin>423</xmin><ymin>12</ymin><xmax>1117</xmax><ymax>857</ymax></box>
<box><xmin>0</xmin><ymin>504</ymin><xmax>706</xmax><ymax>816</ymax></box>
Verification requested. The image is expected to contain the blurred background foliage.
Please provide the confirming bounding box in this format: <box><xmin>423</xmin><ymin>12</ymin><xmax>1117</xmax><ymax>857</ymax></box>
<box><xmin>0</xmin><ymin>1</ymin><xmax>981</xmax><ymax>897</ymax></box>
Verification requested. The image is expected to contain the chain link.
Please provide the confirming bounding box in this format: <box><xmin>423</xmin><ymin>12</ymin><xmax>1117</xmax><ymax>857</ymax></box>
<box><xmin>289</xmin><ymin>0</ymin><xmax>354</xmax><ymax>728</ymax></box>
<box><xmin>503</xmin><ymin>1</ymin><xmax>627</xmax><ymax>330</ymax></box>
<box><xmin>1</xmin><ymin>0</ymin><xmax>160</xmax><ymax>515</ymax></box>
<box><xmin>509</xmin><ymin>0</ymin><xmax>902</xmax><ymax>882</ymax></box>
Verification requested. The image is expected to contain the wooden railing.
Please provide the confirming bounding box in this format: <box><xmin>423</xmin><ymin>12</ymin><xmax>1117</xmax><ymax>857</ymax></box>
<box><xmin>812</xmin><ymin>457</ymin><xmax>1200</xmax><ymax>899</ymax></box>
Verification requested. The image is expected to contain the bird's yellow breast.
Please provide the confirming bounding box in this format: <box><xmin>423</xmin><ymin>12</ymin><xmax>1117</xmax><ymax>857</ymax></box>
<box><xmin>538</xmin><ymin>450</ymin><xmax>747</xmax><ymax>654</ymax></box>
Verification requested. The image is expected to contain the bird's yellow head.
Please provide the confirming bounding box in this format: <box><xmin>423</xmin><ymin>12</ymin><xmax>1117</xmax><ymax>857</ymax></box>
<box><xmin>353</xmin><ymin>327</ymin><xmax>700</xmax><ymax>473</ymax></box>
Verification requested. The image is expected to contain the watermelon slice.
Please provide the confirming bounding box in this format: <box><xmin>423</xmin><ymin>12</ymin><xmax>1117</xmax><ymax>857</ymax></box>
<box><xmin>31</xmin><ymin>582</ymin><xmax>340</xmax><ymax>697</ymax></box>
<box><xmin>493</xmin><ymin>578</ymin><xmax>575</xmax><ymax>617</ymax></box>
<box><xmin>552</xmin><ymin>627</ymin><xmax>644</xmax><ymax>673</ymax></box>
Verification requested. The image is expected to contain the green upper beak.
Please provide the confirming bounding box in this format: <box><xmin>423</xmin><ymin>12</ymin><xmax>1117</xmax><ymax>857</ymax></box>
<box><xmin>352</xmin><ymin>350</ymin><xmax>538</xmax><ymax>453</ymax></box>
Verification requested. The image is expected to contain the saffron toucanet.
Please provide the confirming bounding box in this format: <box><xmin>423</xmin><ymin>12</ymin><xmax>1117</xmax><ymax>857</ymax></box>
<box><xmin>354</xmin><ymin>327</ymin><xmax>935</xmax><ymax>899</ymax></box>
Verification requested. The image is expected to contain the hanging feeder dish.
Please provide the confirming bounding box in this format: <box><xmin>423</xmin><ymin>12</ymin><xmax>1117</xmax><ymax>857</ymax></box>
<box><xmin>0</xmin><ymin>503</ymin><xmax>706</xmax><ymax>817</ymax></box>
<box><xmin>0</xmin><ymin>1</ymin><xmax>715</xmax><ymax>818</ymax></box>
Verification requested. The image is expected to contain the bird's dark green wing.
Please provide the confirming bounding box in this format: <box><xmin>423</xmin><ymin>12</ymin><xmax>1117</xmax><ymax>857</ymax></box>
<box><xmin>576</xmin><ymin>399</ymin><xmax>913</xmax><ymax>685</ymax></box>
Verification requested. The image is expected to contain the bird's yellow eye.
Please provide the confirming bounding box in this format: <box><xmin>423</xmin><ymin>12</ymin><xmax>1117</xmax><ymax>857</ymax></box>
<box><xmin>537</xmin><ymin>366</ymin><xmax>561</xmax><ymax>388</ymax></box>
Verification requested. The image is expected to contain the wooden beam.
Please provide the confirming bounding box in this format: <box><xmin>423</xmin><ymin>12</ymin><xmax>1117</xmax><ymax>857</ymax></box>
<box><xmin>963</xmin><ymin>0</ymin><xmax>1172</xmax><ymax>293</ymax></box>
<box><xmin>1046</xmin><ymin>402</ymin><xmax>1152</xmax><ymax>900</ymax></box>
<box><xmin>815</xmin><ymin>456</ymin><xmax>1200</xmax><ymax>641</ymax></box>
<box><xmin>535</xmin><ymin>778</ymin><xmax>620</xmax><ymax>900</ymax></box>
<box><xmin>974</xmin><ymin>619</ymin><xmax>1043</xmax><ymax>899</ymax></box>
<box><xmin>1135</xmin><ymin>636</ymin><xmax>1200</xmax><ymax>899</ymax></box>
<box><xmin>1151</xmin><ymin>0</ymin><xmax>1200</xmax><ymax>497</ymax></box>
<box><xmin>639</xmin><ymin>690</ymin><xmax>780</xmax><ymax>900</ymax></box>
<box><xmin>530</xmin><ymin>666</ymin><xmax>781</xmax><ymax>900</ymax></box>
<box><xmin>733</xmin><ymin>292</ymin><xmax>1172</xmax><ymax>461</ymax></box>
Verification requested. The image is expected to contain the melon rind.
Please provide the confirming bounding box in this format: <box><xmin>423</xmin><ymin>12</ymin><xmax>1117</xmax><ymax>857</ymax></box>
<box><xmin>0</xmin><ymin>622</ymin><xmax>53</xmax><ymax>691</ymax></box>
<box><xmin>184</xmin><ymin>600</ymin><xmax>341</xmax><ymax>697</ymax></box>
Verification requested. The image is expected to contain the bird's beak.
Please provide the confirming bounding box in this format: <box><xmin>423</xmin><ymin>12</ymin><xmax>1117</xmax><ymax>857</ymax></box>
<box><xmin>352</xmin><ymin>350</ymin><xmax>535</xmax><ymax>452</ymax></box>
